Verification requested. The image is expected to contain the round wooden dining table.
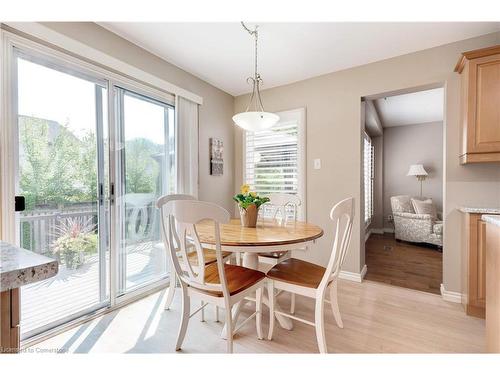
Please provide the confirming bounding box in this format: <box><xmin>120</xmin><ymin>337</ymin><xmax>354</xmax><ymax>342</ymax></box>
<box><xmin>196</xmin><ymin>218</ymin><xmax>324</xmax><ymax>336</ymax></box>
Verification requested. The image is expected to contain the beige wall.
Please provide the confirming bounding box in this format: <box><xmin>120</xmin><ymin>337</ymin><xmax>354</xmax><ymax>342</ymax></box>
<box><xmin>382</xmin><ymin>122</ymin><xmax>444</xmax><ymax>228</ymax></box>
<box><xmin>234</xmin><ymin>31</ymin><xmax>500</xmax><ymax>293</ymax></box>
<box><xmin>39</xmin><ymin>22</ymin><xmax>236</xmax><ymax>212</ymax></box>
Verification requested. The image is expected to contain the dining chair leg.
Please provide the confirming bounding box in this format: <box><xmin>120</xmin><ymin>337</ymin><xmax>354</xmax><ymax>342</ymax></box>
<box><xmin>164</xmin><ymin>273</ymin><xmax>176</xmax><ymax>310</ymax></box>
<box><xmin>175</xmin><ymin>285</ymin><xmax>190</xmax><ymax>351</ymax></box>
<box><xmin>329</xmin><ymin>281</ymin><xmax>343</xmax><ymax>328</ymax></box>
<box><xmin>215</xmin><ymin>306</ymin><xmax>220</xmax><ymax>322</ymax></box>
<box><xmin>267</xmin><ymin>280</ymin><xmax>275</xmax><ymax>340</ymax></box>
<box><xmin>200</xmin><ymin>300</ymin><xmax>205</xmax><ymax>322</ymax></box>
<box><xmin>314</xmin><ymin>296</ymin><xmax>327</xmax><ymax>354</ymax></box>
<box><xmin>290</xmin><ymin>293</ymin><xmax>296</xmax><ymax>314</ymax></box>
<box><xmin>256</xmin><ymin>288</ymin><xmax>263</xmax><ymax>340</ymax></box>
<box><xmin>225</xmin><ymin>304</ymin><xmax>233</xmax><ymax>353</ymax></box>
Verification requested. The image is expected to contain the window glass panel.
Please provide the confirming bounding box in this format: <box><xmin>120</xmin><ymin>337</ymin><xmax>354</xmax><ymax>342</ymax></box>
<box><xmin>16</xmin><ymin>56</ymin><xmax>109</xmax><ymax>338</ymax></box>
<box><xmin>117</xmin><ymin>89</ymin><xmax>175</xmax><ymax>294</ymax></box>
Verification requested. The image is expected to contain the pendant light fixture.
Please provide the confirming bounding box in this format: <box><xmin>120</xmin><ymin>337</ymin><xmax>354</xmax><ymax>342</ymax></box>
<box><xmin>232</xmin><ymin>22</ymin><xmax>279</xmax><ymax>132</ymax></box>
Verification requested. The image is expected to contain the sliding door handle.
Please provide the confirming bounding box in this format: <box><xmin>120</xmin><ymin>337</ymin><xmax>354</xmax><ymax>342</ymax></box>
<box><xmin>15</xmin><ymin>196</ymin><xmax>25</xmax><ymax>212</ymax></box>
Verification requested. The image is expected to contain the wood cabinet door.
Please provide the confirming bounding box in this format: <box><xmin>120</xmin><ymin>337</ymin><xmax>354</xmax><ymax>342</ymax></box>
<box><xmin>467</xmin><ymin>54</ymin><xmax>500</xmax><ymax>154</ymax></box>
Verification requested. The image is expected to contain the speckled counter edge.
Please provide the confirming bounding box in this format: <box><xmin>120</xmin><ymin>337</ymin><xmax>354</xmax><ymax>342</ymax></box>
<box><xmin>458</xmin><ymin>207</ymin><xmax>500</xmax><ymax>214</ymax></box>
<box><xmin>482</xmin><ymin>215</ymin><xmax>500</xmax><ymax>228</ymax></box>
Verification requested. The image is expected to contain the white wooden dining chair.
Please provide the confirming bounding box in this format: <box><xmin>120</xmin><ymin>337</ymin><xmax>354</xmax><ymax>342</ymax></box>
<box><xmin>258</xmin><ymin>193</ymin><xmax>302</xmax><ymax>313</ymax></box>
<box><xmin>266</xmin><ymin>197</ymin><xmax>354</xmax><ymax>353</ymax></box>
<box><xmin>156</xmin><ymin>194</ymin><xmax>232</xmax><ymax>320</ymax></box>
<box><xmin>160</xmin><ymin>199</ymin><xmax>266</xmax><ymax>353</ymax></box>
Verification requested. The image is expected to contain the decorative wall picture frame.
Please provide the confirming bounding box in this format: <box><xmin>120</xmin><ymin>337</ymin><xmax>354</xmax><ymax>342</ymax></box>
<box><xmin>209</xmin><ymin>138</ymin><xmax>224</xmax><ymax>176</ymax></box>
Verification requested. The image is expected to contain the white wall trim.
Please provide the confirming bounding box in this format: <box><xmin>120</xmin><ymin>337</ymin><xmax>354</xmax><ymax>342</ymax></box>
<box><xmin>339</xmin><ymin>264</ymin><xmax>367</xmax><ymax>283</ymax></box>
<box><xmin>440</xmin><ymin>283</ymin><xmax>462</xmax><ymax>303</ymax></box>
<box><xmin>383</xmin><ymin>227</ymin><xmax>395</xmax><ymax>234</ymax></box>
<box><xmin>3</xmin><ymin>22</ymin><xmax>203</xmax><ymax>105</ymax></box>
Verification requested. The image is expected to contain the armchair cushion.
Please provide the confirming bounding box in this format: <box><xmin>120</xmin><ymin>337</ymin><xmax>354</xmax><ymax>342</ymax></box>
<box><xmin>390</xmin><ymin>195</ymin><xmax>414</xmax><ymax>213</ymax></box>
<box><xmin>411</xmin><ymin>198</ymin><xmax>437</xmax><ymax>219</ymax></box>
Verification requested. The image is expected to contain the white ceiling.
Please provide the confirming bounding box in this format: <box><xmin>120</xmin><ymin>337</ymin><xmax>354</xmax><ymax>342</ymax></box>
<box><xmin>99</xmin><ymin>22</ymin><xmax>500</xmax><ymax>96</ymax></box>
<box><xmin>374</xmin><ymin>88</ymin><xmax>444</xmax><ymax>128</ymax></box>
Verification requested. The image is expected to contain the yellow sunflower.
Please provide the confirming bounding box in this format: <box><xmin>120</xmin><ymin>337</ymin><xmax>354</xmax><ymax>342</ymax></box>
<box><xmin>241</xmin><ymin>184</ymin><xmax>250</xmax><ymax>194</ymax></box>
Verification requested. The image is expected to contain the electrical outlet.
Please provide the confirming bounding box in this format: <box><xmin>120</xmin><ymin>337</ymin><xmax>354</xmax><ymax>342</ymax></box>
<box><xmin>313</xmin><ymin>159</ymin><xmax>321</xmax><ymax>170</ymax></box>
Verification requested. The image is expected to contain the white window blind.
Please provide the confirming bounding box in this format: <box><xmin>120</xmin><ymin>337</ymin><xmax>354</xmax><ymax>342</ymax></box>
<box><xmin>244</xmin><ymin>109</ymin><xmax>305</xmax><ymax>219</ymax></box>
<box><xmin>364</xmin><ymin>133</ymin><xmax>374</xmax><ymax>225</ymax></box>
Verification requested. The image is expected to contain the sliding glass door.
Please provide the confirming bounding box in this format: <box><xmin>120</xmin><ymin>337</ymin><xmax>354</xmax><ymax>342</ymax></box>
<box><xmin>115</xmin><ymin>88</ymin><xmax>175</xmax><ymax>295</ymax></box>
<box><xmin>16</xmin><ymin>53</ymin><xmax>109</xmax><ymax>337</ymax></box>
<box><xmin>12</xmin><ymin>48</ymin><xmax>175</xmax><ymax>340</ymax></box>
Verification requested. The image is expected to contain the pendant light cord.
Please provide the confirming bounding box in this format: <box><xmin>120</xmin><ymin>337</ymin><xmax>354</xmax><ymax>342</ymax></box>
<box><xmin>241</xmin><ymin>22</ymin><xmax>265</xmax><ymax>112</ymax></box>
<box><xmin>241</xmin><ymin>22</ymin><xmax>259</xmax><ymax>81</ymax></box>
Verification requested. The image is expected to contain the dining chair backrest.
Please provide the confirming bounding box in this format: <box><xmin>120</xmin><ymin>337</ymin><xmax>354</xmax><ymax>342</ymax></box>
<box><xmin>261</xmin><ymin>193</ymin><xmax>301</xmax><ymax>221</ymax></box>
<box><xmin>160</xmin><ymin>199</ymin><xmax>231</xmax><ymax>297</ymax></box>
<box><xmin>156</xmin><ymin>194</ymin><xmax>196</xmax><ymax>209</ymax></box>
<box><xmin>156</xmin><ymin>194</ymin><xmax>196</xmax><ymax>251</ymax></box>
<box><xmin>318</xmin><ymin>197</ymin><xmax>354</xmax><ymax>292</ymax></box>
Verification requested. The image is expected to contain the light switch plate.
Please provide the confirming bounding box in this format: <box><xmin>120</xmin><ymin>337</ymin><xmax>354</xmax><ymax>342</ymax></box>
<box><xmin>314</xmin><ymin>158</ymin><xmax>321</xmax><ymax>170</ymax></box>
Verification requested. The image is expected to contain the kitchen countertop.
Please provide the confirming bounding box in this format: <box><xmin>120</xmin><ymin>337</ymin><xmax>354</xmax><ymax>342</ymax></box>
<box><xmin>0</xmin><ymin>241</ymin><xmax>58</xmax><ymax>292</ymax></box>
<box><xmin>458</xmin><ymin>207</ymin><xmax>500</xmax><ymax>214</ymax></box>
<box><xmin>482</xmin><ymin>215</ymin><xmax>500</xmax><ymax>228</ymax></box>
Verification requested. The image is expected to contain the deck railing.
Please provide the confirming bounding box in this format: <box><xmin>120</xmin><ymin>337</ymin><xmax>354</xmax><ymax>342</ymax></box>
<box><xmin>19</xmin><ymin>196</ymin><xmax>161</xmax><ymax>257</ymax></box>
<box><xmin>19</xmin><ymin>205</ymin><xmax>98</xmax><ymax>256</ymax></box>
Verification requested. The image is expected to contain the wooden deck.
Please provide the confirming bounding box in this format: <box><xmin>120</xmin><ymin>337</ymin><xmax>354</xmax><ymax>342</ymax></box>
<box><xmin>21</xmin><ymin>241</ymin><xmax>167</xmax><ymax>336</ymax></box>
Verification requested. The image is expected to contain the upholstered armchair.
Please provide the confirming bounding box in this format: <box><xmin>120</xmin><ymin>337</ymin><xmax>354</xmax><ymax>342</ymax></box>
<box><xmin>390</xmin><ymin>195</ymin><xmax>443</xmax><ymax>247</ymax></box>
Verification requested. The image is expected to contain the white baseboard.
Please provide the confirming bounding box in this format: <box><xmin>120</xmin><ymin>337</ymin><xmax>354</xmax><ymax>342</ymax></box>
<box><xmin>365</xmin><ymin>228</ymin><xmax>384</xmax><ymax>241</ymax></box>
<box><xmin>364</xmin><ymin>229</ymin><xmax>372</xmax><ymax>242</ymax></box>
<box><xmin>440</xmin><ymin>283</ymin><xmax>462</xmax><ymax>303</ymax></box>
<box><xmin>339</xmin><ymin>264</ymin><xmax>367</xmax><ymax>283</ymax></box>
<box><xmin>383</xmin><ymin>227</ymin><xmax>394</xmax><ymax>233</ymax></box>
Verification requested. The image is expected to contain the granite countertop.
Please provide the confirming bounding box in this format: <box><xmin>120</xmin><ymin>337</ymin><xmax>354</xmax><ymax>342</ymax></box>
<box><xmin>458</xmin><ymin>207</ymin><xmax>500</xmax><ymax>214</ymax></box>
<box><xmin>0</xmin><ymin>241</ymin><xmax>58</xmax><ymax>292</ymax></box>
<box><xmin>482</xmin><ymin>215</ymin><xmax>500</xmax><ymax>228</ymax></box>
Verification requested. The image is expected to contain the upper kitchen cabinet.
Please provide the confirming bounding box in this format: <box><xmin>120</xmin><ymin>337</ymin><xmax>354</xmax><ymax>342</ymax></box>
<box><xmin>455</xmin><ymin>45</ymin><xmax>500</xmax><ymax>164</ymax></box>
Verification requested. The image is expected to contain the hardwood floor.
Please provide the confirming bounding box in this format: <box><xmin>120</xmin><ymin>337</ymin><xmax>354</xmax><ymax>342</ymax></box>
<box><xmin>27</xmin><ymin>278</ymin><xmax>484</xmax><ymax>353</ymax></box>
<box><xmin>365</xmin><ymin>233</ymin><xmax>442</xmax><ymax>295</ymax></box>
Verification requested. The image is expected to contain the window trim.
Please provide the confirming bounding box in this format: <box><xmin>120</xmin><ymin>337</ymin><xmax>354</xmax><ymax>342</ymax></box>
<box><xmin>242</xmin><ymin>107</ymin><xmax>307</xmax><ymax>220</ymax></box>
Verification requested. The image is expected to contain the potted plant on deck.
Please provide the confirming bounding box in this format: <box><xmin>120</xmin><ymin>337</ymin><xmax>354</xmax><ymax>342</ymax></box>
<box><xmin>233</xmin><ymin>184</ymin><xmax>270</xmax><ymax>228</ymax></box>
<box><xmin>51</xmin><ymin>217</ymin><xmax>98</xmax><ymax>269</ymax></box>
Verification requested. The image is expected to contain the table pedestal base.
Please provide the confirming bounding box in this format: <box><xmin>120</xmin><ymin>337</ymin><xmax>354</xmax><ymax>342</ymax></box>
<box><xmin>221</xmin><ymin>252</ymin><xmax>293</xmax><ymax>338</ymax></box>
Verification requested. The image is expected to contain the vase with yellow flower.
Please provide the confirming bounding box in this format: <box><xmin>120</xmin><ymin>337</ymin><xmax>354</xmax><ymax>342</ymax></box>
<box><xmin>233</xmin><ymin>184</ymin><xmax>270</xmax><ymax>228</ymax></box>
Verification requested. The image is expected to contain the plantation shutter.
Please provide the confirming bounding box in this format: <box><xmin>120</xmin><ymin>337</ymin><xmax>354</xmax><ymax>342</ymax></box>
<box><xmin>364</xmin><ymin>133</ymin><xmax>374</xmax><ymax>225</ymax></box>
<box><xmin>245</xmin><ymin>120</ymin><xmax>299</xmax><ymax>197</ymax></box>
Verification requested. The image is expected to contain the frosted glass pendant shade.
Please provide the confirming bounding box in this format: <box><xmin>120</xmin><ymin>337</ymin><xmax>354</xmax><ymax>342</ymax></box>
<box><xmin>232</xmin><ymin>111</ymin><xmax>280</xmax><ymax>132</ymax></box>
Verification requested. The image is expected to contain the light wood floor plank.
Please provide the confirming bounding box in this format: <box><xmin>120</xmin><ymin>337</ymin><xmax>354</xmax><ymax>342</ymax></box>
<box><xmin>27</xmin><ymin>278</ymin><xmax>484</xmax><ymax>353</ymax></box>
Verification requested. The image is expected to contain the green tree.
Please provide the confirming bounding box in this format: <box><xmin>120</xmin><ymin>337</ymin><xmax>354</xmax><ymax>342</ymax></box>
<box><xmin>19</xmin><ymin>116</ymin><xmax>161</xmax><ymax>210</ymax></box>
<box><xmin>20</xmin><ymin>117</ymin><xmax>84</xmax><ymax>210</ymax></box>
<box><xmin>125</xmin><ymin>138</ymin><xmax>161</xmax><ymax>194</ymax></box>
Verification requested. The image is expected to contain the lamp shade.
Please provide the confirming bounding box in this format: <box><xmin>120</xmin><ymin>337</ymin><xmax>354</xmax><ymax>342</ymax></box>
<box><xmin>232</xmin><ymin>111</ymin><xmax>280</xmax><ymax>132</ymax></box>
<box><xmin>407</xmin><ymin>164</ymin><xmax>428</xmax><ymax>177</ymax></box>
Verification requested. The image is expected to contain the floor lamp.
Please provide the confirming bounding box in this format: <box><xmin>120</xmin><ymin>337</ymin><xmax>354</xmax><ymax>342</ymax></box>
<box><xmin>407</xmin><ymin>164</ymin><xmax>428</xmax><ymax>197</ymax></box>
